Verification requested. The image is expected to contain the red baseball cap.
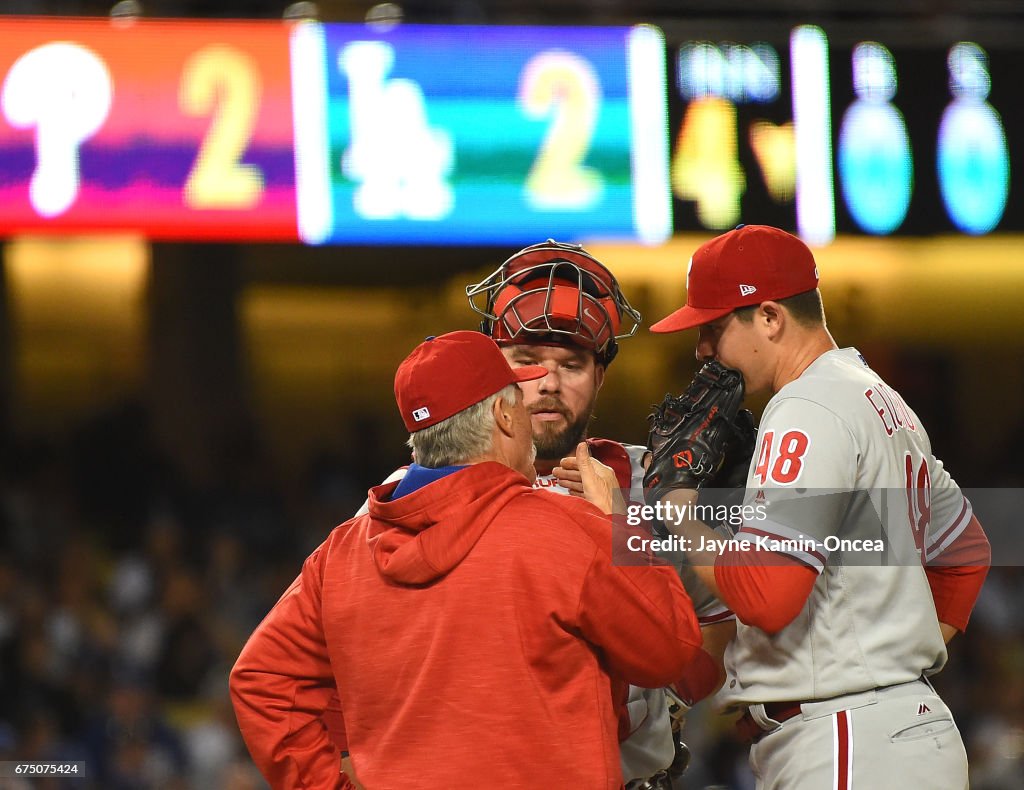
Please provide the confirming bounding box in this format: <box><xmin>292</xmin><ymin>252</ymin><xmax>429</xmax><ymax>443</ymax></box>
<box><xmin>394</xmin><ymin>330</ymin><xmax>548</xmax><ymax>431</ymax></box>
<box><xmin>650</xmin><ymin>225</ymin><xmax>820</xmax><ymax>333</ymax></box>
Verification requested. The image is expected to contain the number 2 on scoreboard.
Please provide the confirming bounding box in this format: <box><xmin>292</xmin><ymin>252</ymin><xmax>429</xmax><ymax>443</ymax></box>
<box><xmin>518</xmin><ymin>50</ymin><xmax>602</xmax><ymax>210</ymax></box>
<box><xmin>180</xmin><ymin>45</ymin><xmax>264</xmax><ymax>209</ymax></box>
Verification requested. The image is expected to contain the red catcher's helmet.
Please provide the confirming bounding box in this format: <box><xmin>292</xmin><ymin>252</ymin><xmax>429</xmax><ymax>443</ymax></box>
<box><xmin>465</xmin><ymin>240</ymin><xmax>641</xmax><ymax>365</ymax></box>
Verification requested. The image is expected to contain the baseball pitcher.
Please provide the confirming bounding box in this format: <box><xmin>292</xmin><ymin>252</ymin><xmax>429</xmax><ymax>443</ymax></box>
<box><xmin>639</xmin><ymin>225</ymin><xmax>990</xmax><ymax>789</ymax></box>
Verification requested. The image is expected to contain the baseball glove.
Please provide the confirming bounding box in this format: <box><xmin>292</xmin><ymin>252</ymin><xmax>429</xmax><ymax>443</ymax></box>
<box><xmin>712</xmin><ymin>407</ymin><xmax>757</xmax><ymax>490</ymax></box>
<box><xmin>695</xmin><ymin>408</ymin><xmax>758</xmax><ymax>532</ymax></box>
<box><xmin>643</xmin><ymin>361</ymin><xmax>746</xmax><ymax>507</ymax></box>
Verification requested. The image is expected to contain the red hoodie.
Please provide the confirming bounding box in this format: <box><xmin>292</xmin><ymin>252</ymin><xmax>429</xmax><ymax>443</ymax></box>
<box><xmin>230</xmin><ymin>462</ymin><xmax>701</xmax><ymax>789</ymax></box>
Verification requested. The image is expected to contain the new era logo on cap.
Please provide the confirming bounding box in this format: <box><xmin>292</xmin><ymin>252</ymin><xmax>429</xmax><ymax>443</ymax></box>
<box><xmin>412</xmin><ymin>407</ymin><xmax>431</xmax><ymax>422</ymax></box>
<box><xmin>739</xmin><ymin>284</ymin><xmax>757</xmax><ymax>297</ymax></box>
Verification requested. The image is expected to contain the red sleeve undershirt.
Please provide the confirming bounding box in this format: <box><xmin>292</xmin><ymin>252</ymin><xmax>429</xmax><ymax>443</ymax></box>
<box><xmin>923</xmin><ymin>514</ymin><xmax>990</xmax><ymax>632</ymax></box>
<box><xmin>713</xmin><ymin>513</ymin><xmax>991</xmax><ymax>635</ymax></box>
<box><xmin>713</xmin><ymin>548</ymin><xmax>817</xmax><ymax>634</ymax></box>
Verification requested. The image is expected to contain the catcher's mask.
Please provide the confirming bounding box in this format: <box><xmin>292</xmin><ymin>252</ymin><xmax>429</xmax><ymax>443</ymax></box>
<box><xmin>465</xmin><ymin>240</ymin><xmax>641</xmax><ymax>365</ymax></box>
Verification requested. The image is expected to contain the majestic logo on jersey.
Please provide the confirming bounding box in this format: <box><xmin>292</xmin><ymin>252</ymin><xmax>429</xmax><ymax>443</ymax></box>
<box><xmin>917</xmin><ymin>702</ymin><xmax>931</xmax><ymax>715</ymax></box>
<box><xmin>739</xmin><ymin>283</ymin><xmax>757</xmax><ymax>297</ymax></box>
<box><xmin>412</xmin><ymin>406</ymin><xmax>431</xmax><ymax>422</ymax></box>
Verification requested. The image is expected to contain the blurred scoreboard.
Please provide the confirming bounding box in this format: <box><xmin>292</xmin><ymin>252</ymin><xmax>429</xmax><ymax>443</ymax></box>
<box><xmin>670</xmin><ymin>27</ymin><xmax>1018</xmax><ymax>243</ymax></box>
<box><xmin>307</xmin><ymin>23</ymin><xmax>667</xmax><ymax>244</ymax></box>
<box><xmin>0</xmin><ymin>16</ymin><xmax>1019</xmax><ymax>245</ymax></box>
<box><xmin>0</xmin><ymin>17</ymin><xmax>667</xmax><ymax>244</ymax></box>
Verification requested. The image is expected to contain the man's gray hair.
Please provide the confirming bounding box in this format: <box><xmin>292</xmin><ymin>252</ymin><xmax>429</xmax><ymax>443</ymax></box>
<box><xmin>408</xmin><ymin>384</ymin><xmax>519</xmax><ymax>468</ymax></box>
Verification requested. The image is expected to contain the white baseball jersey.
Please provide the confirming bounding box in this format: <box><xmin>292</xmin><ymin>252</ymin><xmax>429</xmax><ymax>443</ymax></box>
<box><xmin>718</xmin><ymin>348</ymin><xmax>973</xmax><ymax>708</ymax></box>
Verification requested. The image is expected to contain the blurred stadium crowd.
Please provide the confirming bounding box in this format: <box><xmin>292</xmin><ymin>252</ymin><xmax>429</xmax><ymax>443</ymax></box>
<box><xmin>0</xmin><ymin>397</ymin><xmax>388</xmax><ymax>788</ymax></box>
<box><xmin>0</xmin><ymin>394</ymin><xmax>1022</xmax><ymax>789</ymax></box>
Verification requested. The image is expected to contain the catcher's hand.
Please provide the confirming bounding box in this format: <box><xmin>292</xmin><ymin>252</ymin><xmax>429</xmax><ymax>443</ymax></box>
<box><xmin>643</xmin><ymin>361</ymin><xmax>746</xmax><ymax>507</ymax></box>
